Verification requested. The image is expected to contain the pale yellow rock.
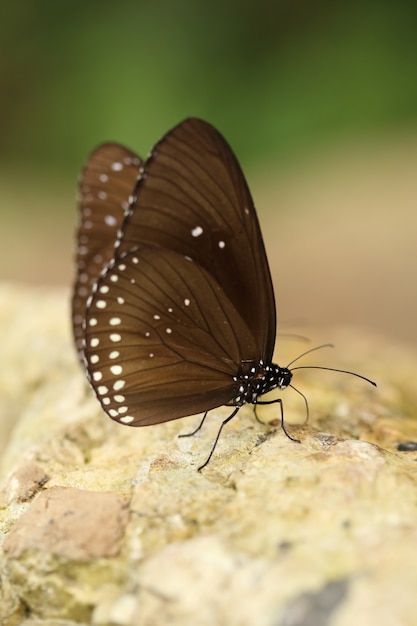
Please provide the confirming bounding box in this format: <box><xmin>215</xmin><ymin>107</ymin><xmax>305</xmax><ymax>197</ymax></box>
<box><xmin>0</xmin><ymin>283</ymin><xmax>416</xmax><ymax>626</ymax></box>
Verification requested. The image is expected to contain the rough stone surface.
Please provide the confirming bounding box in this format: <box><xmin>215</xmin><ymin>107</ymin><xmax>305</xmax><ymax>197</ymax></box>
<box><xmin>0</xmin><ymin>283</ymin><xmax>416</xmax><ymax>626</ymax></box>
<box><xmin>3</xmin><ymin>486</ymin><xmax>129</xmax><ymax>560</ymax></box>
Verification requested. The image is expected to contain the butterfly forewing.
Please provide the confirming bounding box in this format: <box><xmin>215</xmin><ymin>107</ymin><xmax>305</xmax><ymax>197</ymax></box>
<box><xmin>72</xmin><ymin>143</ymin><xmax>142</xmax><ymax>359</ymax></box>
<box><xmin>85</xmin><ymin>247</ymin><xmax>258</xmax><ymax>425</ymax></box>
<box><xmin>117</xmin><ymin>118</ymin><xmax>276</xmax><ymax>363</ymax></box>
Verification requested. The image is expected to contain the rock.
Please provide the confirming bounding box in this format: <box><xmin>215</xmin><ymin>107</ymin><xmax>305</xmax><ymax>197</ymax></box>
<box><xmin>0</xmin><ymin>283</ymin><xmax>416</xmax><ymax>626</ymax></box>
<box><xmin>3</xmin><ymin>486</ymin><xmax>129</xmax><ymax>561</ymax></box>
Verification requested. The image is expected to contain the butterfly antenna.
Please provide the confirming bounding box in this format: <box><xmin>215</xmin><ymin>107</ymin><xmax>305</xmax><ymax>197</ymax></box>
<box><xmin>277</xmin><ymin>332</ymin><xmax>311</xmax><ymax>343</ymax></box>
<box><xmin>286</xmin><ymin>343</ymin><xmax>334</xmax><ymax>368</ymax></box>
<box><xmin>291</xmin><ymin>365</ymin><xmax>376</xmax><ymax>387</ymax></box>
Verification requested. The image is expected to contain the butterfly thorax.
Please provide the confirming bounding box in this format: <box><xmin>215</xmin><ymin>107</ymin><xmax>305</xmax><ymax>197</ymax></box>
<box><xmin>232</xmin><ymin>361</ymin><xmax>293</xmax><ymax>406</ymax></box>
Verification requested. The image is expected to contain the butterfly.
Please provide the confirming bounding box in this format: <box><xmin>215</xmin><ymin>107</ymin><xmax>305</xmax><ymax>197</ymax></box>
<box><xmin>73</xmin><ymin>118</ymin><xmax>376</xmax><ymax>469</ymax></box>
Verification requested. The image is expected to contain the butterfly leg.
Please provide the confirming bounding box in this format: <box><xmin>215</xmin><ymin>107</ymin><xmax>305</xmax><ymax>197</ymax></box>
<box><xmin>178</xmin><ymin>411</ymin><xmax>209</xmax><ymax>438</ymax></box>
<box><xmin>253</xmin><ymin>405</ymin><xmax>267</xmax><ymax>424</ymax></box>
<box><xmin>198</xmin><ymin>407</ymin><xmax>240</xmax><ymax>472</ymax></box>
<box><xmin>255</xmin><ymin>398</ymin><xmax>300</xmax><ymax>443</ymax></box>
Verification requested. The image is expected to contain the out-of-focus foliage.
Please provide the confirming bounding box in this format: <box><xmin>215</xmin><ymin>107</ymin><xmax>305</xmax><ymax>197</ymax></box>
<box><xmin>1</xmin><ymin>1</ymin><xmax>417</xmax><ymax>347</ymax></box>
<box><xmin>1</xmin><ymin>0</ymin><xmax>417</xmax><ymax>178</ymax></box>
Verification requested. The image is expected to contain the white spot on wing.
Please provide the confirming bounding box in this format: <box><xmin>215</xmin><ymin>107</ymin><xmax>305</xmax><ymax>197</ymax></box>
<box><xmin>120</xmin><ymin>415</ymin><xmax>135</xmax><ymax>424</ymax></box>
<box><xmin>191</xmin><ymin>226</ymin><xmax>203</xmax><ymax>237</ymax></box>
<box><xmin>104</xmin><ymin>215</ymin><xmax>117</xmax><ymax>227</ymax></box>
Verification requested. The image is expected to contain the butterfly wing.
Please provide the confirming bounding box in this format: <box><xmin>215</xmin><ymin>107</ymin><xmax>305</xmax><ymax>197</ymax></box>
<box><xmin>118</xmin><ymin>118</ymin><xmax>276</xmax><ymax>363</ymax></box>
<box><xmin>84</xmin><ymin>247</ymin><xmax>258</xmax><ymax>425</ymax></box>
<box><xmin>72</xmin><ymin>143</ymin><xmax>142</xmax><ymax>359</ymax></box>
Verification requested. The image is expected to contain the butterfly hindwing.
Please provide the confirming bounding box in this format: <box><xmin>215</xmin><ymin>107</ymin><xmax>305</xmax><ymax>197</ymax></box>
<box><xmin>84</xmin><ymin>247</ymin><xmax>258</xmax><ymax>424</ymax></box>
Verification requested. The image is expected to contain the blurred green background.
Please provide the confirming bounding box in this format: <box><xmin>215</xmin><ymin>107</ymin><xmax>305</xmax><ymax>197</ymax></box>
<box><xmin>1</xmin><ymin>0</ymin><xmax>417</xmax><ymax>347</ymax></box>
